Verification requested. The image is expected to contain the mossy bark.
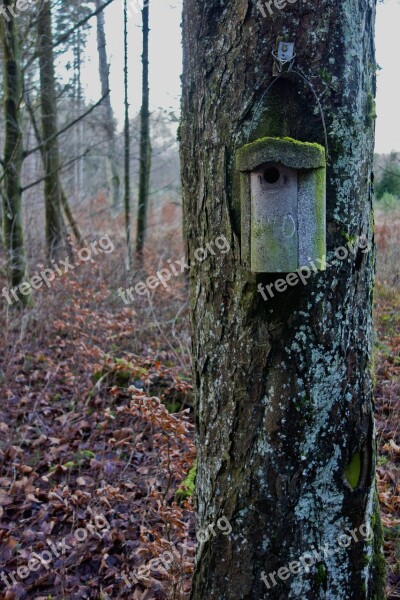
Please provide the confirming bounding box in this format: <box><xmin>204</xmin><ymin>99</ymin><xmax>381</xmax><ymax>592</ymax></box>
<box><xmin>38</xmin><ymin>0</ymin><xmax>65</xmax><ymax>260</ymax></box>
<box><xmin>1</xmin><ymin>1</ymin><xmax>29</xmax><ymax>300</ymax></box>
<box><xmin>180</xmin><ymin>0</ymin><xmax>385</xmax><ymax>598</ymax></box>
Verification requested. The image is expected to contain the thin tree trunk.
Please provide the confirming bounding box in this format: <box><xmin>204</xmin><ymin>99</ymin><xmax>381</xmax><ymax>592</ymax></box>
<box><xmin>25</xmin><ymin>93</ymin><xmax>84</xmax><ymax>247</ymax></box>
<box><xmin>95</xmin><ymin>0</ymin><xmax>120</xmax><ymax>212</ymax></box>
<box><xmin>60</xmin><ymin>189</ymin><xmax>83</xmax><ymax>247</ymax></box>
<box><xmin>1</xmin><ymin>0</ymin><xmax>30</xmax><ymax>302</ymax></box>
<box><xmin>123</xmin><ymin>0</ymin><xmax>131</xmax><ymax>269</ymax></box>
<box><xmin>135</xmin><ymin>0</ymin><xmax>151</xmax><ymax>264</ymax></box>
<box><xmin>181</xmin><ymin>1</ymin><xmax>385</xmax><ymax>599</ymax></box>
<box><xmin>38</xmin><ymin>0</ymin><xmax>65</xmax><ymax>260</ymax></box>
<box><xmin>73</xmin><ymin>29</ymin><xmax>84</xmax><ymax>204</ymax></box>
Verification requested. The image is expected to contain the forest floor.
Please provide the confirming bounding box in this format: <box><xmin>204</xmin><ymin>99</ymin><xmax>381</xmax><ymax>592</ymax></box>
<box><xmin>373</xmin><ymin>210</ymin><xmax>400</xmax><ymax>599</ymax></box>
<box><xmin>0</xmin><ymin>206</ymin><xmax>399</xmax><ymax>600</ymax></box>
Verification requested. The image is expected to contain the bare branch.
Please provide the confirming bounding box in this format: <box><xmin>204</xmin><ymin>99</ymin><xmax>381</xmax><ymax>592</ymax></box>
<box><xmin>23</xmin><ymin>92</ymin><xmax>110</xmax><ymax>159</ymax></box>
<box><xmin>53</xmin><ymin>0</ymin><xmax>116</xmax><ymax>49</ymax></box>
<box><xmin>378</xmin><ymin>165</ymin><xmax>400</xmax><ymax>178</ymax></box>
<box><xmin>21</xmin><ymin>149</ymin><xmax>90</xmax><ymax>192</ymax></box>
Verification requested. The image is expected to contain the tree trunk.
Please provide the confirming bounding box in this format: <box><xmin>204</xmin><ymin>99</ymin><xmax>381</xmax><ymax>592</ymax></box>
<box><xmin>95</xmin><ymin>0</ymin><xmax>120</xmax><ymax>211</ymax></box>
<box><xmin>135</xmin><ymin>0</ymin><xmax>151</xmax><ymax>264</ymax></box>
<box><xmin>73</xmin><ymin>29</ymin><xmax>84</xmax><ymax>204</ymax></box>
<box><xmin>123</xmin><ymin>0</ymin><xmax>131</xmax><ymax>269</ymax></box>
<box><xmin>38</xmin><ymin>0</ymin><xmax>65</xmax><ymax>260</ymax></box>
<box><xmin>180</xmin><ymin>1</ymin><xmax>385</xmax><ymax>599</ymax></box>
<box><xmin>1</xmin><ymin>0</ymin><xmax>30</xmax><ymax>300</ymax></box>
<box><xmin>25</xmin><ymin>92</ymin><xmax>84</xmax><ymax>247</ymax></box>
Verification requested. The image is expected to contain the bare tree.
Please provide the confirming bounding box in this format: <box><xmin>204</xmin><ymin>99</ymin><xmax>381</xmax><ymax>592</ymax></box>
<box><xmin>123</xmin><ymin>0</ymin><xmax>131</xmax><ymax>268</ymax></box>
<box><xmin>95</xmin><ymin>0</ymin><xmax>120</xmax><ymax>211</ymax></box>
<box><xmin>1</xmin><ymin>0</ymin><xmax>29</xmax><ymax>302</ymax></box>
<box><xmin>135</xmin><ymin>0</ymin><xmax>151</xmax><ymax>264</ymax></box>
<box><xmin>38</xmin><ymin>0</ymin><xmax>65</xmax><ymax>259</ymax></box>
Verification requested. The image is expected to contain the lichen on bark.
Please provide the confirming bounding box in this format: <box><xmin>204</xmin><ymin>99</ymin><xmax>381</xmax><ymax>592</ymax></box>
<box><xmin>180</xmin><ymin>0</ymin><xmax>384</xmax><ymax>598</ymax></box>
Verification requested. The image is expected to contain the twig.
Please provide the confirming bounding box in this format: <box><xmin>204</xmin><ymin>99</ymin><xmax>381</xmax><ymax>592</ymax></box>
<box><xmin>53</xmin><ymin>0</ymin><xmax>116</xmax><ymax>49</ymax></box>
<box><xmin>21</xmin><ymin>149</ymin><xmax>90</xmax><ymax>192</ymax></box>
<box><xmin>23</xmin><ymin>93</ymin><xmax>109</xmax><ymax>158</ymax></box>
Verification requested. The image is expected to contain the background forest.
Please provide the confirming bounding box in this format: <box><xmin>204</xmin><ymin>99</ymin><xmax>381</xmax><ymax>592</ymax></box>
<box><xmin>0</xmin><ymin>0</ymin><xmax>398</xmax><ymax>599</ymax></box>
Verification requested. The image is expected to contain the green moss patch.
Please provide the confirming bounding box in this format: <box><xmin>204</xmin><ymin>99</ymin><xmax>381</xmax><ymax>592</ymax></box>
<box><xmin>344</xmin><ymin>452</ymin><xmax>361</xmax><ymax>489</ymax></box>
<box><xmin>236</xmin><ymin>136</ymin><xmax>326</xmax><ymax>172</ymax></box>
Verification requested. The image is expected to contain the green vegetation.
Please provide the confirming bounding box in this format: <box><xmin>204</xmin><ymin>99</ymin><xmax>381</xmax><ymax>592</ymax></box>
<box><xmin>375</xmin><ymin>152</ymin><xmax>400</xmax><ymax>201</ymax></box>
<box><xmin>175</xmin><ymin>460</ymin><xmax>197</xmax><ymax>501</ymax></box>
<box><xmin>377</xmin><ymin>192</ymin><xmax>398</xmax><ymax>211</ymax></box>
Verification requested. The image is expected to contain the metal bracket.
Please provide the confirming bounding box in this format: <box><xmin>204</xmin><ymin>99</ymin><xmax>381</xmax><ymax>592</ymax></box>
<box><xmin>272</xmin><ymin>40</ymin><xmax>295</xmax><ymax>76</ymax></box>
<box><xmin>277</xmin><ymin>41</ymin><xmax>295</xmax><ymax>62</ymax></box>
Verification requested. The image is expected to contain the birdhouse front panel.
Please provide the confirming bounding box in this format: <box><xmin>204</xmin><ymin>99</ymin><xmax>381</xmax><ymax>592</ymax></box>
<box><xmin>236</xmin><ymin>137</ymin><xmax>326</xmax><ymax>273</ymax></box>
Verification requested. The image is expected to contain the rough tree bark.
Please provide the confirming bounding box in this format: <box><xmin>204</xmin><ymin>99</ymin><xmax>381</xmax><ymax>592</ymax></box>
<box><xmin>1</xmin><ymin>0</ymin><xmax>29</xmax><ymax>300</ymax></box>
<box><xmin>180</xmin><ymin>0</ymin><xmax>385</xmax><ymax>598</ymax></box>
<box><xmin>38</xmin><ymin>0</ymin><xmax>65</xmax><ymax>259</ymax></box>
<box><xmin>135</xmin><ymin>0</ymin><xmax>151</xmax><ymax>263</ymax></box>
<box><xmin>95</xmin><ymin>0</ymin><xmax>120</xmax><ymax>211</ymax></box>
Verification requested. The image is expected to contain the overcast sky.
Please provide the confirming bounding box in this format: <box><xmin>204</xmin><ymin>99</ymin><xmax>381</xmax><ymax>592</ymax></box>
<box><xmin>79</xmin><ymin>0</ymin><xmax>399</xmax><ymax>154</ymax></box>
<box><xmin>374</xmin><ymin>0</ymin><xmax>400</xmax><ymax>153</ymax></box>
